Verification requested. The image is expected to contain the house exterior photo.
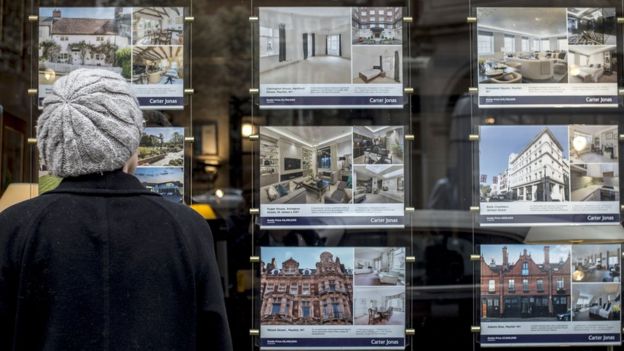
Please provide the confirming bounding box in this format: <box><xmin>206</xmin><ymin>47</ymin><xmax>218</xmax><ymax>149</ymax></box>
<box><xmin>39</xmin><ymin>8</ymin><xmax>130</xmax><ymax>68</ymax></box>
<box><xmin>260</xmin><ymin>251</ymin><xmax>353</xmax><ymax>325</ymax></box>
<box><xmin>481</xmin><ymin>246</ymin><xmax>571</xmax><ymax>320</ymax></box>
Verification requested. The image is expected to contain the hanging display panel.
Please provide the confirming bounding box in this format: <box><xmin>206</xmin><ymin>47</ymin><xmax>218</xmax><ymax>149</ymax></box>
<box><xmin>258</xmin><ymin>7</ymin><xmax>404</xmax><ymax>109</ymax></box>
<box><xmin>259</xmin><ymin>126</ymin><xmax>405</xmax><ymax>229</ymax></box>
<box><xmin>260</xmin><ymin>246</ymin><xmax>406</xmax><ymax>350</ymax></box>
<box><xmin>477</xmin><ymin>7</ymin><xmax>618</xmax><ymax>108</ymax></box>
<box><xmin>480</xmin><ymin>244</ymin><xmax>621</xmax><ymax>347</ymax></box>
<box><xmin>38</xmin><ymin>7</ymin><xmax>185</xmax><ymax>110</ymax></box>
<box><xmin>479</xmin><ymin>125</ymin><xmax>620</xmax><ymax>226</ymax></box>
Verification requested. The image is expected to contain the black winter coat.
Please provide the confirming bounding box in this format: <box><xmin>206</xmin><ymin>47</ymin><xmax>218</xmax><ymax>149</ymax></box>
<box><xmin>0</xmin><ymin>170</ymin><xmax>232</xmax><ymax>351</ymax></box>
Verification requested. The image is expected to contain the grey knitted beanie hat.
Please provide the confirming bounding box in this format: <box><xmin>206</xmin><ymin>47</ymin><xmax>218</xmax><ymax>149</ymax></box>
<box><xmin>37</xmin><ymin>69</ymin><xmax>144</xmax><ymax>178</ymax></box>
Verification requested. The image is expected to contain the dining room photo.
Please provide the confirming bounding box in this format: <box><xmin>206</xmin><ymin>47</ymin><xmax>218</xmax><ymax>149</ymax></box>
<box><xmin>132</xmin><ymin>7</ymin><xmax>184</xmax><ymax>46</ymax></box>
<box><xmin>131</xmin><ymin>46</ymin><xmax>183</xmax><ymax>85</ymax></box>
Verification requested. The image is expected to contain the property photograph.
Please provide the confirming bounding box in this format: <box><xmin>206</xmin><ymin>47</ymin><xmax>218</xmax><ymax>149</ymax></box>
<box><xmin>572</xmin><ymin>245</ymin><xmax>621</xmax><ymax>283</ymax></box>
<box><xmin>353</xmin><ymin>286</ymin><xmax>405</xmax><ymax>325</ymax></box>
<box><xmin>259</xmin><ymin>126</ymin><xmax>353</xmax><ymax>205</ymax></box>
<box><xmin>569</xmin><ymin>125</ymin><xmax>618</xmax><ymax>164</ymax></box>
<box><xmin>353</xmin><ymin>165</ymin><xmax>404</xmax><ymax>204</ymax></box>
<box><xmin>479</xmin><ymin>126</ymin><xmax>570</xmax><ymax>202</ymax></box>
<box><xmin>568</xmin><ymin>45</ymin><xmax>617</xmax><ymax>83</ymax></box>
<box><xmin>570</xmin><ymin>163</ymin><xmax>619</xmax><ymax>201</ymax></box>
<box><xmin>572</xmin><ymin>283</ymin><xmax>620</xmax><ymax>321</ymax></box>
<box><xmin>260</xmin><ymin>247</ymin><xmax>353</xmax><ymax>325</ymax></box>
<box><xmin>138</xmin><ymin>127</ymin><xmax>184</xmax><ymax>167</ymax></box>
<box><xmin>353</xmin><ymin>126</ymin><xmax>404</xmax><ymax>164</ymax></box>
<box><xmin>352</xmin><ymin>46</ymin><xmax>401</xmax><ymax>84</ymax></box>
<box><xmin>481</xmin><ymin>245</ymin><xmax>571</xmax><ymax>321</ymax></box>
<box><xmin>567</xmin><ymin>8</ymin><xmax>616</xmax><ymax>45</ymax></box>
<box><xmin>131</xmin><ymin>46</ymin><xmax>183</xmax><ymax>84</ymax></box>
<box><xmin>132</xmin><ymin>7</ymin><xmax>184</xmax><ymax>45</ymax></box>
<box><xmin>476</xmin><ymin>8</ymin><xmax>568</xmax><ymax>84</ymax></box>
<box><xmin>354</xmin><ymin>247</ymin><xmax>405</xmax><ymax>286</ymax></box>
<box><xmin>134</xmin><ymin>167</ymin><xmax>184</xmax><ymax>203</ymax></box>
<box><xmin>39</xmin><ymin>7</ymin><xmax>132</xmax><ymax>85</ymax></box>
<box><xmin>352</xmin><ymin>7</ymin><xmax>402</xmax><ymax>45</ymax></box>
<box><xmin>259</xmin><ymin>7</ymin><xmax>351</xmax><ymax>84</ymax></box>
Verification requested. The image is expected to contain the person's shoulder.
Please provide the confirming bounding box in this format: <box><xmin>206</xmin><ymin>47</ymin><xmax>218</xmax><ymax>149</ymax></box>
<box><xmin>142</xmin><ymin>196</ymin><xmax>210</xmax><ymax>230</ymax></box>
<box><xmin>0</xmin><ymin>194</ymin><xmax>61</xmax><ymax>227</ymax></box>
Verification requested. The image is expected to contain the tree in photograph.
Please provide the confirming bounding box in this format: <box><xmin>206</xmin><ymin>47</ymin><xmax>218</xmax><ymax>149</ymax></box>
<box><xmin>39</xmin><ymin>40</ymin><xmax>61</xmax><ymax>63</ymax></box>
<box><xmin>115</xmin><ymin>47</ymin><xmax>132</xmax><ymax>79</ymax></box>
<box><xmin>171</xmin><ymin>131</ymin><xmax>184</xmax><ymax>146</ymax></box>
<box><xmin>480</xmin><ymin>184</ymin><xmax>491</xmax><ymax>199</ymax></box>
<box><xmin>95</xmin><ymin>42</ymin><xmax>119</xmax><ymax>65</ymax></box>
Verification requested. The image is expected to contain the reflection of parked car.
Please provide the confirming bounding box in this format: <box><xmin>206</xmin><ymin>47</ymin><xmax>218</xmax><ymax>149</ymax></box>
<box><xmin>556</xmin><ymin>310</ymin><xmax>572</xmax><ymax>321</ymax></box>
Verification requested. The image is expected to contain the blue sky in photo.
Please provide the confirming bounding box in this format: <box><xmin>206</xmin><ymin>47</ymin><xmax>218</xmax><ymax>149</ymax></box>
<box><xmin>144</xmin><ymin>127</ymin><xmax>184</xmax><ymax>143</ymax></box>
<box><xmin>481</xmin><ymin>245</ymin><xmax>570</xmax><ymax>266</ymax></box>
<box><xmin>262</xmin><ymin>247</ymin><xmax>354</xmax><ymax>270</ymax></box>
<box><xmin>135</xmin><ymin>167</ymin><xmax>183</xmax><ymax>183</ymax></box>
<box><xmin>479</xmin><ymin>125</ymin><xmax>569</xmax><ymax>185</ymax></box>
<box><xmin>40</xmin><ymin>7</ymin><xmax>131</xmax><ymax>19</ymax></box>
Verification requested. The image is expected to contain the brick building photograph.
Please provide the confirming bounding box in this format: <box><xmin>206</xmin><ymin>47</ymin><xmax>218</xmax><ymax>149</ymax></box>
<box><xmin>260</xmin><ymin>247</ymin><xmax>354</xmax><ymax>325</ymax></box>
<box><xmin>481</xmin><ymin>245</ymin><xmax>571</xmax><ymax>321</ymax></box>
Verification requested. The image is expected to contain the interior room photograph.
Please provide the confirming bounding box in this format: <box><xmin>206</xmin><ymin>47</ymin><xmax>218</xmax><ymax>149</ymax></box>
<box><xmin>353</xmin><ymin>165</ymin><xmax>404</xmax><ymax>204</ymax></box>
<box><xmin>351</xmin><ymin>7</ymin><xmax>402</xmax><ymax>45</ymax></box>
<box><xmin>567</xmin><ymin>8</ymin><xmax>616</xmax><ymax>45</ymax></box>
<box><xmin>477</xmin><ymin>7</ymin><xmax>569</xmax><ymax>84</ymax></box>
<box><xmin>353</xmin><ymin>126</ymin><xmax>404</xmax><ymax>164</ymax></box>
<box><xmin>571</xmin><ymin>163</ymin><xmax>619</xmax><ymax>201</ymax></box>
<box><xmin>354</xmin><ymin>247</ymin><xmax>405</xmax><ymax>286</ymax></box>
<box><xmin>569</xmin><ymin>125</ymin><xmax>618</xmax><ymax>164</ymax></box>
<box><xmin>352</xmin><ymin>46</ymin><xmax>401</xmax><ymax>84</ymax></box>
<box><xmin>572</xmin><ymin>284</ymin><xmax>621</xmax><ymax>321</ymax></box>
<box><xmin>132</xmin><ymin>7</ymin><xmax>184</xmax><ymax>46</ymax></box>
<box><xmin>567</xmin><ymin>45</ymin><xmax>617</xmax><ymax>83</ymax></box>
<box><xmin>131</xmin><ymin>46</ymin><xmax>183</xmax><ymax>84</ymax></box>
<box><xmin>572</xmin><ymin>245</ymin><xmax>621</xmax><ymax>283</ymax></box>
<box><xmin>354</xmin><ymin>286</ymin><xmax>405</xmax><ymax>325</ymax></box>
<box><xmin>259</xmin><ymin>7</ymin><xmax>351</xmax><ymax>84</ymax></box>
<box><xmin>260</xmin><ymin>126</ymin><xmax>353</xmax><ymax>205</ymax></box>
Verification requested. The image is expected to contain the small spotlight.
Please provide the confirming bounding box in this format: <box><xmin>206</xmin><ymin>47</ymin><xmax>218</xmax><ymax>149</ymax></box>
<box><xmin>215</xmin><ymin>189</ymin><xmax>224</xmax><ymax>198</ymax></box>
<box><xmin>484</xmin><ymin>116</ymin><xmax>496</xmax><ymax>125</ymax></box>
<box><xmin>242</xmin><ymin>123</ymin><xmax>254</xmax><ymax>137</ymax></box>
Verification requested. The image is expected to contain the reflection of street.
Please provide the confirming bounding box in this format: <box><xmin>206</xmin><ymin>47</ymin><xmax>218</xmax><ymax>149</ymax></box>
<box><xmin>152</xmin><ymin>150</ymin><xmax>183</xmax><ymax>166</ymax></box>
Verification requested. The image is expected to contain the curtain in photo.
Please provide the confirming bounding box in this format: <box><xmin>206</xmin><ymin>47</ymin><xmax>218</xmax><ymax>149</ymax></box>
<box><xmin>325</xmin><ymin>35</ymin><xmax>328</xmax><ymax>55</ymax></box>
<box><xmin>278</xmin><ymin>24</ymin><xmax>286</xmax><ymax>62</ymax></box>
<box><xmin>303</xmin><ymin>33</ymin><xmax>308</xmax><ymax>59</ymax></box>
<box><xmin>338</xmin><ymin>34</ymin><xmax>342</xmax><ymax>56</ymax></box>
<box><xmin>394</xmin><ymin>50</ymin><xmax>399</xmax><ymax>82</ymax></box>
<box><xmin>311</xmin><ymin>34</ymin><xmax>315</xmax><ymax>56</ymax></box>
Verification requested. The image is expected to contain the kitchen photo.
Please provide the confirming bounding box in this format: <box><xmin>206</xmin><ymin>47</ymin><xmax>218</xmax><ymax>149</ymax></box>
<box><xmin>570</xmin><ymin>163</ymin><xmax>619</xmax><ymax>201</ymax></box>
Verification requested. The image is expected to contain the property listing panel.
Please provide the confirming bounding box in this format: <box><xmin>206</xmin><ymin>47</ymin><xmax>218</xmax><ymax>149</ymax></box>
<box><xmin>39</xmin><ymin>7</ymin><xmax>184</xmax><ymax>109</ymax></box>
<box><xmin>477</xmin><ymin>7</ymin><xmax>618</xmax><ymax>108</ymax></box>
<box><xmin>258</xmin><ymin>7</ymin><xmax>404</xmax><ymax>109</ymax></box>
<box><xmin>479</xmin><ymin>125</ymin><xmax>620</xmax><ymax>226</ymax></box>
<box><xmin>259</xmin><ymin>126</ymin><xmax>405</xmax><ymax>229</ymax></box>
<box><xmin>480</xmin><ymin>244</ymin><xmax>621</xmax><ymax>347</ymax></box>
<box><xmin>260</xmin><ymin>247</ymin><xmax>406</xmax><ymax>350</ymax></box>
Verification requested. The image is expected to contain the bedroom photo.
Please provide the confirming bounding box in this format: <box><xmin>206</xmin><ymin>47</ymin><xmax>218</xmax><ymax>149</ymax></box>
<box><xmin>352</xmin><ymin>46</ymin><xmax>402</xmax><ymax>84</ymax></box>
<box><xmin>259</xmin><ymin>7</ymin><xmax>351</xmax><ymax>84</ymax></box>
<box><xmin>354</xmin><ymin>247</ymin><xmax>405</xmax><ymax>286</ymax></box>
<box><xmin>568</xmin><ymin>45</ymin><xmax>617</xmax><ymax>83</ymax></box>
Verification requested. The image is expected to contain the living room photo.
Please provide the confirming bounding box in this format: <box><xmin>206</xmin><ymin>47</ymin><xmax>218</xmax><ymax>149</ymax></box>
<box><xmin>477</xmin><ymin>7</ymin><xmax>569</xmax><ymax>84</ymax></box>
<box><xmin>259</xmin><ymin>7</ymin><xmax>351</xmax><ymax>84</ymax></box>
<box><xmin>353</xmin><ymin>165</ymin><xmax>404</xmax><ymax>204</ymax></box>
<box><xmin>572</xmin><ymin>283</ymin><xmax>621</xmax><ymax>321</ymax></box>
<box><xmin>353</xmin><ymin>286</ymin><xmax>405</xmax><ymax>325</ymax></box>
<box><xmin>353</xmin><ymin>126</ymin><xmax>404</xmax><ymax>164</ymax></box>
<box><xmin>569</xmin><ymin>125</ymin><xmax>618</xmax><ymax>164</ymax></box>
<box><xmin>260</xmin><ymin>126</ymin><xmax>354</xmax><ymax>205</ymax></box>
<box><xmin>354</xmin><ymin>247</ymin><xmax>405</xmax><ymax>286</ymax></box>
